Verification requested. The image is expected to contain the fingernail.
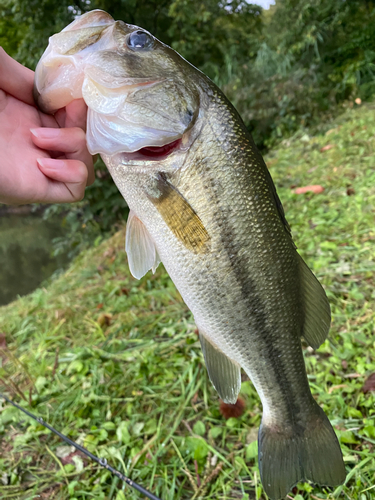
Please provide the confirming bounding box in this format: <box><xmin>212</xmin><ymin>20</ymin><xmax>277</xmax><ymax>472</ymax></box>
<box><xmin>31</xmin><ymin>128</ymin><xmax>61</xmax><ymax>139</ymax></box>
<box><xmin>37</xmin><ymin>158</ymin><xmax>65</xmax><ymax>169</ymax></box>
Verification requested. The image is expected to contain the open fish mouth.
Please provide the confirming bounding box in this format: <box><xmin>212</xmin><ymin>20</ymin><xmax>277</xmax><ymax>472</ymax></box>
<box><xmin>114</xmin><ymin>136</ymin><xmax>193</xmax><ymax>169</ymax></box>
<box><xmin>36</xmin><ymin>62</ymin><xmax>193</xmax><ymax>157</ymax></box>
<box><xmin>34</xmin><ymin>10</ymin><xmax>199</xmax><ymax>159</ymax></box>
<box><xmin>127</xmin><ymin>138</ymin><xmax>183</xmax><ymax>160</ymax></box>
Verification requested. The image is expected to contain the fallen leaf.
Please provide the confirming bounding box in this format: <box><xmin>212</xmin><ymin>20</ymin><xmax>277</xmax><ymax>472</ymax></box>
<box><xmin>347</xmin><ymin>187</ymin><xmax>355</xmax><ymax>196</ymax></box>
<box><xmin>102</xmin><ymin>248</ymin><xmax>115</xmax><ymax>258</ymax></box>
<box><xmin>98</xmin><ymin>313</ymin><xmax>112</xmax><ymax>327</ymax></box>
<box><xmin>328</xmin><ymin>384</ymin><xmax>348</xmax><ymax>394</ymax></box>
<box><xmin>362</xmin><ymin>373</ymin><xmax>375</xmax><ymax>393</ymax></box>
<box><xmin>320</xmin><ymin>144</ymin><xmax>335</xmax><ymax>152</ymax></box>
<box><xmin>325</xmin><ymin>127</ymin><xmax>338</xmax><ymax>136</ymax></box>
<box><xmin>266</xmin><ymin>159</ymin><xmax>277</xmax><ymax>168</ymax></box>
<box><xmin>191</xmin><ymin>392</ymin><xmax>199</xmax><ymax>404</ymax></box>
<box><xmin>0</xmin><ymin>333</ymin><xmax>6</xmax><ymax>350</ymax></box>
<box><xmin>0</xmin><ymin>333</ymin><xmax>7</xmax><ymax>362</ymax></box>
<box><xmin>219</xmin><ymin>397</ymin><xmax>246</xmax><ymax>419</ymax></box>
<box><xmin>54</xmin><ymin>310</ymin><xmax>64</xmax><ymax>319</ymax></box>
<box><xmin>60</xmin><ymin>451</ymin><xmax>88</xmax><ymax>467</ymax></box>
<box><xmin>293</xmin><ymin>185</ymin><xmax>324</xmax><ymax>195</ymax></box>
<box><xmin>56</xmin><ymin>446</ymin><xmax>73</xmax><ymax>459</ymax></box>
<box><xmin>96</xmin><ymin>303</ymin><xmax>104</xmax><ymax>309</ymax></box>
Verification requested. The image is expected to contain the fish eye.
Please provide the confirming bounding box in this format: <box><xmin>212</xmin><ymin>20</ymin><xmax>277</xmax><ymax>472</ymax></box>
<box><xmin>127</xmin><ymin>30</ymin><xmax>154</xmax><ymax>51</ymax></box>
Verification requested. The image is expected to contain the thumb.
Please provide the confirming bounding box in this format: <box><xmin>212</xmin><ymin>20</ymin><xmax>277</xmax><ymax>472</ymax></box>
<box><xmin>55</xmin><ymin>98</ymin><xmax>88</xmax><ymax>131</ymax></box>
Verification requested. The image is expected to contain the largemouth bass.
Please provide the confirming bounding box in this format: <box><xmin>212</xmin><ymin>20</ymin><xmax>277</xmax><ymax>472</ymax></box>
<box><xmin>34</xmin><ymin>10</ymin><xmax>345</xmax><ymax>499</ymax></box>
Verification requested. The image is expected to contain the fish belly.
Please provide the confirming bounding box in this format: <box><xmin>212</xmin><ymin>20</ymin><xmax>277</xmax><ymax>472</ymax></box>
<box><xmin>105</xmin><ymin>154</ymin><xmax>310</xmax><ymax>422</ymax></box>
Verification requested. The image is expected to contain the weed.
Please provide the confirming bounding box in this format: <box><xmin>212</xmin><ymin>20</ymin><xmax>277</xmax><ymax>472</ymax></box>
<box><xmin>1</xmin><ymin>104</ymin><xmax>375</xmax><ymax>499</ymax></box>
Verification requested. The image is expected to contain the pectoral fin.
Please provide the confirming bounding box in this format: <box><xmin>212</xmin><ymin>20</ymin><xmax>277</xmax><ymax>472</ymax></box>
<box><xmin>125</xmin><ymin>210</ymin><xmax>160</xmax><ymax>279</ymax></box>
<box><xmin>152</xmin><ymin>250</ymin><xmax>161</xmax><ymax>274</ymax></box>
<box><xmin>199</xmin><ymin>331</ymin><xmax>241</xmax><ymax>404</ymax></box>
<box><xmin>298</xmin><ymin>254</ymin><xmax>331</xmax><ymax>349</ymax></box>
<box><xmin>149</xmin><ymin>173</ymin><xmax>210</xmax><ymax>254</ymax></box>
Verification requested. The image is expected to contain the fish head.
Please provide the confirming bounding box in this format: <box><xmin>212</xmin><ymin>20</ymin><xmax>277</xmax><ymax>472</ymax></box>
<box><xmin>34</xmin><ymin>9</ymin><xmax>203</xmax><ymax>159</ymax></box>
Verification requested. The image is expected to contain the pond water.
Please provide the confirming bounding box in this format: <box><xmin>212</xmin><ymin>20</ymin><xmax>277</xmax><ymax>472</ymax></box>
<box><xmin>0</xmin><ymin>214</ymin><xmax>69</xmax><ymax>306</ymax></box>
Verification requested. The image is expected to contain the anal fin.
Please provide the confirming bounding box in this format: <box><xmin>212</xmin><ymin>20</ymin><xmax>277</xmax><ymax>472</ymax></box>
<box><xmin>199</xmin><ymin>331</ymin><xmax>241</xmax><ymax>404</ymax></box>
<box><xmin>298</xmin><ymin>254</ymin><xmax>331</xmax><ymax>350</ymax></box>
<box><xmin>125</xmin><ymin>210</ymin><xmax>160</xmax><ymax>279</ymax></box>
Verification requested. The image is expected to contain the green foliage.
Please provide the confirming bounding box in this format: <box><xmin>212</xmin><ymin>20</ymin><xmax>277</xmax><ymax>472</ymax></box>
<box><xmin>1</xmin><ymin>0</ymin><xmax>264</xmax><ymax>254</ymax></box>
<box><xmin>1</xmin><ymin>103</ymin><xmax>375</xmax><ymax>499</ymax></box>
<box><xmin>0</xmin><ymin>1</ymin><xmax>23</xmax><ymax>56</ymax></box>
<box><xmin>223</xmin><ymin>0</ymin><xmax>375</xmax><ymax>148</ymax></box>
<box><xmin>166</xmin><ymin>0</ymin><xmax>263</xmax><ymax>79</ymax></box>
<box><xmin>1</xmin><ymin>0</ymin><xmax>78</xmax><ymax>68</ymax></box>
<box><xmin>41</xmin><ymin>157</ymin><xmax>127</xmax><ymax>258</ymax></box>
<box><xmin>2</xmin><ymin>0</ymin><xmax>263</xmax><ymax>71</ymax></box>
<box><xmin>2</xmin><ymin>0</ymin><xmax>375</xmax><ymax>253</ymax></box>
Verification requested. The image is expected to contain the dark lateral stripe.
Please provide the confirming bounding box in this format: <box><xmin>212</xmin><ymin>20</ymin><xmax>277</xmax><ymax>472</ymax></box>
<box><xmin>211</xmin><ymin>178</ymin><xmax>302</xmax><ymax>420</ymax></box>
<box><xmin>200</xmin><ymin>118</ymin><xmax>303</xmax><ymax>421</ymax></box>
<box><xmin>148</xmin><ymin>173</ymin><xmax>210</xmax><ymax>254</ymax></box>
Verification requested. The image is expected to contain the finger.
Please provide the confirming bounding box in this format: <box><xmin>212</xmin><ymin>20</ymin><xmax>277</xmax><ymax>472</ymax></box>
<box><xmin>31</xmin><ymin>127</ymin><xmax>95</xmax><ymax>185</ymax></box>
<box><xmin>66</xmin><ymin>99</ymin><xmax>88</xmax><ymax>131</ymax></box>
<box><xmin>37</xmin><ymin>158</ymin><xmax>88</xmax><ymax>202</ymax></box>
<box><xmin>0</xmin><ymin>48</ymin><xmax>35</xmax><ymax>105</ymax></box>
<box><xmin>55</xmin><ymin>98</ymin><xmax>88</xmax><ymax>131</ymax></box>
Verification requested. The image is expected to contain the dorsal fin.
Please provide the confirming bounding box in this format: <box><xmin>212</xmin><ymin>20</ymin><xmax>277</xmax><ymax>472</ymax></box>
<box><xmin>298</xmin><ymin>254</ymin><xmax>331</xmax><ymax>349</ymax></box>
<box><xmin>264</xmin><ymin>165</ymin><xmax>294</xmax><ymax>243</ymax></box>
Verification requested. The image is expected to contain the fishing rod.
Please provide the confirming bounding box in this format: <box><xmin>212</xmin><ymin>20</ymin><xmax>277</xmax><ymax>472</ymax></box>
<box><xmin>0</xmin><ymin>393</ymin><xmax>162</xmax><ymax>500</ymax></box>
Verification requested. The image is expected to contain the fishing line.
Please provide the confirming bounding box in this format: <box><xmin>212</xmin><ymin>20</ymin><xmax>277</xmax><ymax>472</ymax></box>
<box><xmin>0</xmin><ymin>393</ymin><xmax>162</xmax><ymax>500</ymax></box>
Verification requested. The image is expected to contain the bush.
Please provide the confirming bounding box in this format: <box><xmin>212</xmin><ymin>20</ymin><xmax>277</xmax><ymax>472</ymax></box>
<box><xmin>2</xmin><ymin>0</ymin><xmax>375</xmax><ymax>252</ymax></box>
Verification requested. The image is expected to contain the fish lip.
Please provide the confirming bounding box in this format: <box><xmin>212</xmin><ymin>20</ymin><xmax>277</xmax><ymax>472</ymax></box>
<box><xmin>91</xmin><ymin>99</ymin><xmax>199</xmax><ymax>159</ymax></box>
<box><xmin>33</xmin><ymin>83</ymin><xmax>59</xmax><ymax>114</ymax></box>
<box><xmin>116</xmin><ymin>109</ymin><xmax>200</xmax><ymax>163</ymax></box>
<box><xmin>116</xmin><ymin>106</ymin><xmax>201</xmax><ymax>165</ymax></box>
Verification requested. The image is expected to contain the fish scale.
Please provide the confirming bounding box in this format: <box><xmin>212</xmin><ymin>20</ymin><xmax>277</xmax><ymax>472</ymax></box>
<box><xmin>105</xmin><ymin>90</ymin><xmax>340</xmax><ymax>489</ymax></box>
<box><xmin>34</xmin><ymin>9</ymin><xmax>346</xmax><ymax>499</ymax></box>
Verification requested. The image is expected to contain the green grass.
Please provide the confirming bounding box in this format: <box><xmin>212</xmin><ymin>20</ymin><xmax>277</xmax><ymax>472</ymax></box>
<box><xmin>1</xmin><ymin>102</ymin><xmax>375</xmax><ymax>500</ymax></box>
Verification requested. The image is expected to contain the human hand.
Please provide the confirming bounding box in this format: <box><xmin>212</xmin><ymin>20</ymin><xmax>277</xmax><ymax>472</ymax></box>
<box><xmin>0</xmin><ymin>48</ymin><xmax>95</xmax><ymax>205</ymax></box>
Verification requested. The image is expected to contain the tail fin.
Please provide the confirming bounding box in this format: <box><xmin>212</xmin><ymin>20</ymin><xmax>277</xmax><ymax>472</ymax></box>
<box><xmin>258</xmin><ymin>403</ymin><xmax>345</xmax><ymax>500</ymax></box>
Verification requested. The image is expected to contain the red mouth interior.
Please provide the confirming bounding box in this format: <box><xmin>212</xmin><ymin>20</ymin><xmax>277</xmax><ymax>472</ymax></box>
<box><xmin>137</xmin><ymin>138</ymin><xmax>181</xmax><ymax>158</ymax></box>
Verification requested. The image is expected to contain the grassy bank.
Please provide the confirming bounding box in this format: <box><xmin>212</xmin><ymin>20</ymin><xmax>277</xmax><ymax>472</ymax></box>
<box><xmin>1</xmin><ymin>103</ymin><xmax>375</xmax><ymax>500</ymax></box>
